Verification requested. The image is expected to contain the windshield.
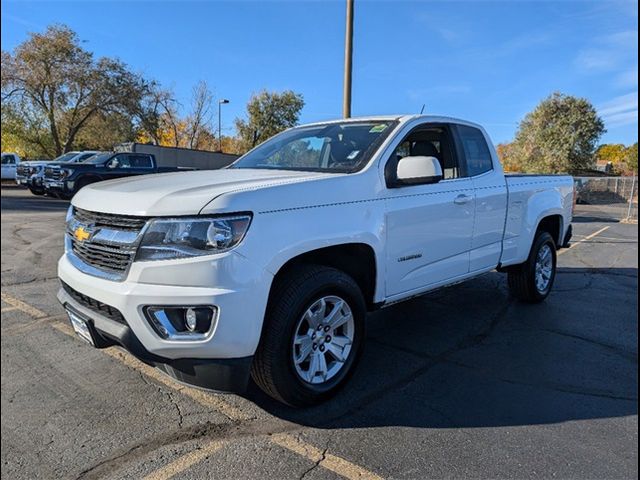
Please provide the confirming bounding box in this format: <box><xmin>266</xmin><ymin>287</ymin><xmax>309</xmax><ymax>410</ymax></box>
<box><xmin>231</xmin><ymin>121</ymin><xmax>396</xmax><ymax>173</ymax></box>
<box><xmin>54</xmin><ymin>152</ymin><xmax>80</xmax><ymax>163</ymax></box>
<box><xmin>82</xmin><ymin>153</ymin><xmax>113</xmax><ymax>165</ymax></box>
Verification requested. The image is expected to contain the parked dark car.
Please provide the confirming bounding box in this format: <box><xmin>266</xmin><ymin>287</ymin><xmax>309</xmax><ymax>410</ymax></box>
<box><xmin>44</xmin><ymin>152</ymin><xmax>191</xmax><ymax>199</ymax></box>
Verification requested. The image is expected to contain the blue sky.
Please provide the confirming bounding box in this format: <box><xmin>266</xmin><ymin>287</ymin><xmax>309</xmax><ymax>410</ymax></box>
<box><xmin>1</xmin><ymin>0</ymin><xmax>637</xmax><ymax>145</ymax></box>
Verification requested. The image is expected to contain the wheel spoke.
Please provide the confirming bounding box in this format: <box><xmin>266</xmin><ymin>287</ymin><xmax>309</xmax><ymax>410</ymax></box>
<box><xmin>331</xmin><ymin>335</ymin><xmax>352</xmax><ymax>349</ymax></box>
<box><xmin>294</xmin><ymin>335</ymin><xmax>313</xmax><ymax>364</ymax></box>
<box><xmin>308</xmin><ymin>352</ymin><xmax>320</xmax><ymax>380</ymax></box>
<box><xmin>317</xmin><ymin>352</ymin><xmax>328</xmax><ymax>381</ymax></box>
<box><xmin>326</xmin><ymin>342</ymin><xmax>346</xmax><ymax>362</ymax></box>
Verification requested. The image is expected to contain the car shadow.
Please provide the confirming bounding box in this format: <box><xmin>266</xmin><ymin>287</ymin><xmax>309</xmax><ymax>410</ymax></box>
<box><xmin>1</xmin><ymin>189</ymin><xmax>69</xmax><ymax>212</ymax></box>
<box><xmin>244</xmin><ymin>267</ymin><xmax>638</xmax><ymax>430</ymax></box>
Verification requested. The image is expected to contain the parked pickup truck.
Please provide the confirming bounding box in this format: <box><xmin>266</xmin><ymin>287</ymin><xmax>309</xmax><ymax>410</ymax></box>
<box><xmin>57</xmin><ymin>115</ymin><xmax>574</xmax><ymax>406</ymax></box>
<box><xmin>44</xmin><ymin>151</ymin><xmax>189</xmax><ymax>199</ymax></box>
<box><xmin>17</xmin><ymin>151</ymin><xmax>100</xmax><ymax>195</ymax></box>
<box><xmin>1</xmin><ymin>152</ymin><xmax>21</xmax><ymax>180</ymax></box>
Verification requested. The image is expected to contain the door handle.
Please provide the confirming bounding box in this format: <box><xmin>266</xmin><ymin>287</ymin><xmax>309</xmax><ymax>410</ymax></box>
<box><xmin>454</xmin><ymin>194</ymin><xmax>473</xmax><ymax>205</ymax></box>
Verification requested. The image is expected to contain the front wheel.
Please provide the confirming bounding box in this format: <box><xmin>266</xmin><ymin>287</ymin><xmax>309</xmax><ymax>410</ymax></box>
<box><xmin>508</xmin><ymin>231</ymin><xmax>557</xmax><ymax>303</ymax></box>
<box><xmin>251</xmin><ymin>265</ymin><xmax>365</xmax><ymax>407</ymax></box>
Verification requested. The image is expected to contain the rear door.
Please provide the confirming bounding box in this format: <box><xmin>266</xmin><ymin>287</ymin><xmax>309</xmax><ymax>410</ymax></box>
<box><xmin>384</xmin><ymin>123</ymin><xmax>476</xmax><ymax>298</ymax></box>
<box><xmin>454</xmin><ymin>124</ymin><xmax>508</xmax><ymax>272</ymax></box>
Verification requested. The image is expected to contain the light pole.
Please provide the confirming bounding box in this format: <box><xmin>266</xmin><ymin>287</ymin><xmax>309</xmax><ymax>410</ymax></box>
<box><xmin>342</xmin><ymin>0</ymin><xmax>354</xmax><ymax>118</ymax></box>
<box><xmin>218</xmin><ymin>99</ymin><xmax>229</xmax><ymax>152</ymax></box>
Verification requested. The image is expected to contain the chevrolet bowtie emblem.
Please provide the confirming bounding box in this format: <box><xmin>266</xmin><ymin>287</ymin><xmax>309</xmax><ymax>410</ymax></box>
<box><xmin>74</xmin><ymin>226</ymin><xmax>91</xmax><ymax>242</ymax></box>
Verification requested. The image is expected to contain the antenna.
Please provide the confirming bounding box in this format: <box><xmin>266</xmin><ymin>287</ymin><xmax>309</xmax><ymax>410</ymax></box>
<box><xmin>420</xmin><ymin>104</ymin><xmax>425</xmax><ymax>114</ymax></box>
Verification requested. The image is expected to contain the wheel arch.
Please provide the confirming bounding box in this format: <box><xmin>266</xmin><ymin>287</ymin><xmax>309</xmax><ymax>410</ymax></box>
<box><xmin>268</xmin><ymin>243</ymin><xmax>379</xmax><ymax>310</ymax></box>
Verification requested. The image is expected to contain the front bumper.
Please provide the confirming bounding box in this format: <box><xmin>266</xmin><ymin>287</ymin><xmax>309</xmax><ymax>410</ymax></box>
<box><xmin>44</xmin><ymin>179</ymin><xmax>70</xmax><ymax>195</ymax></box>
<box><xmin>57</xmin><ymin>250</ymin><xmax>273</xmax><ymax>392</ymax></box>
<box><xmin>58</xmin><ymin>287</ymin><xmax>253</xmax><ymax>392</ymax></box>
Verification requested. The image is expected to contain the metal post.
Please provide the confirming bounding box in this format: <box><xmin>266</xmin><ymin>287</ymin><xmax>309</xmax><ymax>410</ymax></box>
<box><xmin>342</xmin><ymin>0</ymin><xmax>354</xmax><ymax>118</ymax></box>
<box><xmin>626</xmin><ymin>176</ymin><xmax>636</xmax><ymax>222</ymax></box>
<box><xmin>218</xmin><ymin>99</ymin><xmax>229</xmax><ymax>152</ymax></box>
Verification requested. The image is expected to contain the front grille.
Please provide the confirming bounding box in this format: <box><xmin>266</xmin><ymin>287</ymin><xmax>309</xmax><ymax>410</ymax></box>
<box><xmin>68</xmin><ymin>208</ymin><xmax>148</xmax><ymax>279</ymax></box>
<box><xmin>71</xmin><ymin>240</ymin><xmax>136</xmax><ymax>274</ymax></box>
<box><xmin>61</xmin><ymin>281</ymin><xmax>126</xmax><ymax>325</ymax></box>
<box><xmin>73</xmin><ymin>207</ymin><xmax>148</xmax><ymax>231</ymax></box>
<box><xmin>17</xmin><ymin>165</ymin><xmax>30</xmax><ymax>177</ymax></box>
<box><xmin>45</xmin><ymin>166</ymin><xmax>61</xmax><ymax>180</ymax></box>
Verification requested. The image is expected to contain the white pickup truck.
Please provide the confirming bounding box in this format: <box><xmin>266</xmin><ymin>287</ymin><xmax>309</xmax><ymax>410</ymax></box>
<box><xmin>57</xmin><ymin>115</ymin><xmax>574</xmax><ymax>406</ymax></box>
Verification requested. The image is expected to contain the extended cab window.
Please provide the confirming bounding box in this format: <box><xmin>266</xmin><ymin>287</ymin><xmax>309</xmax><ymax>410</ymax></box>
<box><xmin>457</xmin><ymin>125</ymin><xmax>493</xmax><ymax>177</ymax></box>
<box><xmin>387</xmin><ymin>126</ymin><xmax>460</xmax><ymax>181</ymax></box>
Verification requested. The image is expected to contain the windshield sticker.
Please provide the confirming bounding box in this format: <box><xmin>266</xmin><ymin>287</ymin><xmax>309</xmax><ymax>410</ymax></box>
<box><xmin>369</xmin><ymin>124</ymin><xmax>388</xmax><ymax>133</ymax></box>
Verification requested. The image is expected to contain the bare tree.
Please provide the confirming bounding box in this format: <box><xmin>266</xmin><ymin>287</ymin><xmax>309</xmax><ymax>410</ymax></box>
<box><xmin>186</xmin><ymin>80</ymin><xmax>214</xmax><ymax>149</ymax></box>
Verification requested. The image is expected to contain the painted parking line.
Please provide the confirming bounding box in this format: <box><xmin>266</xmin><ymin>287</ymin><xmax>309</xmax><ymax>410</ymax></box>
<box><xmin>142</xmin><ymin>439</ymin><xmax>225</xmax><ymax>480</ymax></box>
<box><xmin>51</xmin><ymin>321</ymin><xmax>382</xmax><ymax>480</ymax></box>
<box><xmin>558</xmin><ymin>226</ymin><xmax>610</xmax><ymax>256</ymax></box>
<box><xmin>1</xmin><ymin>292</ymin><xmax>48</xmax><ymax>318</ymax></box>
<box><xmin>1</xmin><ymin>306</ymin><xmax>19</xmax><ymax>313</ymax></box>
<box><xmin>272</xmin><ymin>433</ymin><xmax>384</xmax><ymax>480</ymax></box>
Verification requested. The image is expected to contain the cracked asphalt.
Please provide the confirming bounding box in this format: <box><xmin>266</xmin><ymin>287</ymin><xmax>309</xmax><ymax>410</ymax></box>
<box><xmin>1</xmin><ymin>185</ymin><xmax>638</xmax><ymax>479</ymax></box>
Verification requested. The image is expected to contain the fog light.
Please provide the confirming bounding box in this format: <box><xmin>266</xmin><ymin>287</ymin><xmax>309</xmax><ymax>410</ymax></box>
<box><xmin>144</xmin><ymin>306</ymin><xmax>217</xmax><ymax>341</ymax></box>
<box><xmin>185</xmin><ymin>308</ymin><xmax>197</xmax><ymax>331</ymax></box>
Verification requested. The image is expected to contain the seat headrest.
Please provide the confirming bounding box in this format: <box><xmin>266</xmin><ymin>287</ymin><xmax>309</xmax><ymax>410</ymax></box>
<box><xmin>411</xmin><ymin>141</ymin><xmax>439</xmax><ymax>158</ymax></box>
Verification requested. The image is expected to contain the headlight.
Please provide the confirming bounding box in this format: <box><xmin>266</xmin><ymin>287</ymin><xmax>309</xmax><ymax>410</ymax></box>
<box><xmin>136</xmin><ymin>214</ymin><xmax>252</xmax><ymax>261</ymax></box>
<box><xmin>60</xmin><ymin>169</ymin><xmax>71</xmax><ymax>179</ymax></box>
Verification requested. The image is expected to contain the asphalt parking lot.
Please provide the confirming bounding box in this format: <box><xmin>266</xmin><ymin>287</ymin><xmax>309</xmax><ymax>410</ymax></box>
<box><xmin>1</xmin><ymin>185</ymin><xmax>637</xmax><ymax>480</ymax></box>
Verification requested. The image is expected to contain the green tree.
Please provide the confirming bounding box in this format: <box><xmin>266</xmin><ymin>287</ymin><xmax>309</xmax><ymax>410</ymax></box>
<box><xmin>1</xmin><ymin>24</ymin><xmax>150</xmax><ymax>156</ymax></box>
<box><xmin>508</xmin><ymin>92</ymin><xmax>605</xmax><ymax>174</ymax></box>
<box><xmin>235</xmin><ymin>90</ymin><xmax>304</xmax><ymax>152</ymax></box>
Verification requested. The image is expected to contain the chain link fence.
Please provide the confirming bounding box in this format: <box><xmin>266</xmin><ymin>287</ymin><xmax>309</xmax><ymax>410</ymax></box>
<box><xmin>574</xmin><ymin>176</ymin><xmax>638</xmax><ymax>223</ymax></box>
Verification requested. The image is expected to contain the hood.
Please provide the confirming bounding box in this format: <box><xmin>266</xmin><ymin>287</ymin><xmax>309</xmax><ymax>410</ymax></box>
<box><xmin>72</xmin><ymin>168</ymin><xmax>334</xmax><ymax>216</ymax></box>
<box><xmin>20</xmin><ymin>161</ymin><xmax>52</xmax><ymax>167</ymax></box>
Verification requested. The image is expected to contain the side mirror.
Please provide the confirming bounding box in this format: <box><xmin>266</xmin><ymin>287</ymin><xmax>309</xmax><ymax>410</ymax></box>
<box><xmin>394</xmin><ymin>156</ymin><xmax>443</xmax><ymax>186</ymax></box>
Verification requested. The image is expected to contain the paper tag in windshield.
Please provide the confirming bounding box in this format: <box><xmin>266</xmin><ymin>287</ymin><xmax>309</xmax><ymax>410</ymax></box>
<box><xmin>369</xmin><ymin>124</ymin><xmax>388</xmax><ymax>133</ymax></box>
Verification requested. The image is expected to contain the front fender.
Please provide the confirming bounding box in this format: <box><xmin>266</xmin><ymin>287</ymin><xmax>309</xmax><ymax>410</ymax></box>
<box><xmin>235</xmin><ymin>201</ymin><xmax>387</xmax><ymax>303</ymax></box>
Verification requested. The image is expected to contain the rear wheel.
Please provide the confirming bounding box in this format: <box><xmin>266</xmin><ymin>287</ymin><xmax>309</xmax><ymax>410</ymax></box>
<box><xmin>251</xmin><ymin>265</ymin><xmax>365</xmax><ymax>407</ymax></box>
<box><xmin>508</xmin><ymin>231</ymin><xmax>557</xmax><ymax>303</ymax></box>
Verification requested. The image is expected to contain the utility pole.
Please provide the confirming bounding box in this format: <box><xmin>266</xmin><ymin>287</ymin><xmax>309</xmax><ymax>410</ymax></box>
<box><xmin>342</xmin><ymin>0</ymin><xmax>354</xmax><ymax>118</ymax></box>
<box><xmin>218</xmin><ymin>99</ymin><xmax>229</xmax><ymax>152</ymax></box>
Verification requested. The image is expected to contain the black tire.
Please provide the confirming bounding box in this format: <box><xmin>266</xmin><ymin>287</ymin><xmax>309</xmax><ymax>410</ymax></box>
<box><xmin>251</xmin><ymin>265</ymin><xmax>366</xmax><ymax>407</ymax></box>
<box><xmin>28</xmin><ymin>187</ymin><xmax>45</xmax><ymax>196</ymax></box>
<box><xmin>508</xmin><ymin>231</ymin><xmax>557</xmax><ymax>303</ymax></box>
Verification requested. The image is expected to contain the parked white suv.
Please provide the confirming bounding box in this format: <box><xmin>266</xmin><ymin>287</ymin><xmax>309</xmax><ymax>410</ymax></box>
<box><xmin>57</xmin><ymin>116</ymin><xmax>573</xmax><ymax>406</ymax></box>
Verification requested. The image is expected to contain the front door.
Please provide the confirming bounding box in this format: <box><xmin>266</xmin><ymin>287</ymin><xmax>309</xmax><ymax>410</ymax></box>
<box><xmin>384</xmin><ymin>124</ymin><xmax>475</xmax><ymax>298</ymax></box>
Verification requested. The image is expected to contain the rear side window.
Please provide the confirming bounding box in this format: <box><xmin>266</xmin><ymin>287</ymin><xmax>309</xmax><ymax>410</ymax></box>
<box><xmin>457</xmin><ymin>125</ymin><xmax>493</xmax><ymax>177</ymax></box>
<box><xmin>2</xmin><ymin>155</ymin><xmax>16</xmax><ymax>165</ymax></box>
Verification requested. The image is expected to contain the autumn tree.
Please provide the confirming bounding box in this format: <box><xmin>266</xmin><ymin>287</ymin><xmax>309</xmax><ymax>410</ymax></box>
<box><xmin>623</xmin><ymin>143</ymin><xmax>638</xmax><ymax>174</ymax></box>
<box><xmin>1</xmin><ymin>24</ymin><xmax>150</xmax><ymax>157</ymax></box>
<box><xmin>235</xmin><ymin>90</ymin><xmax>304</xmax><ymax>152</ymax></box>
<box><xmin>495</xmin><ymin>142</ymin><xmax>522</xmax><ymax>172</ymax></box>
<box><xmin>507</xmin><ymin>92</ymin><xmax>605</xmax><ymax>174</ymax></box>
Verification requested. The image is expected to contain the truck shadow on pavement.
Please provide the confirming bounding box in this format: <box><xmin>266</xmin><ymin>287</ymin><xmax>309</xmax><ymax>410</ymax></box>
<box><xmin>0</xmin><ymin>188</ymin><xmax>69</xmax><ymax>213</ymax></box>
<box><xmin>246</xmin><ymin>268</ymin><xmax>638</xmax><ymax>430</ymax></box>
